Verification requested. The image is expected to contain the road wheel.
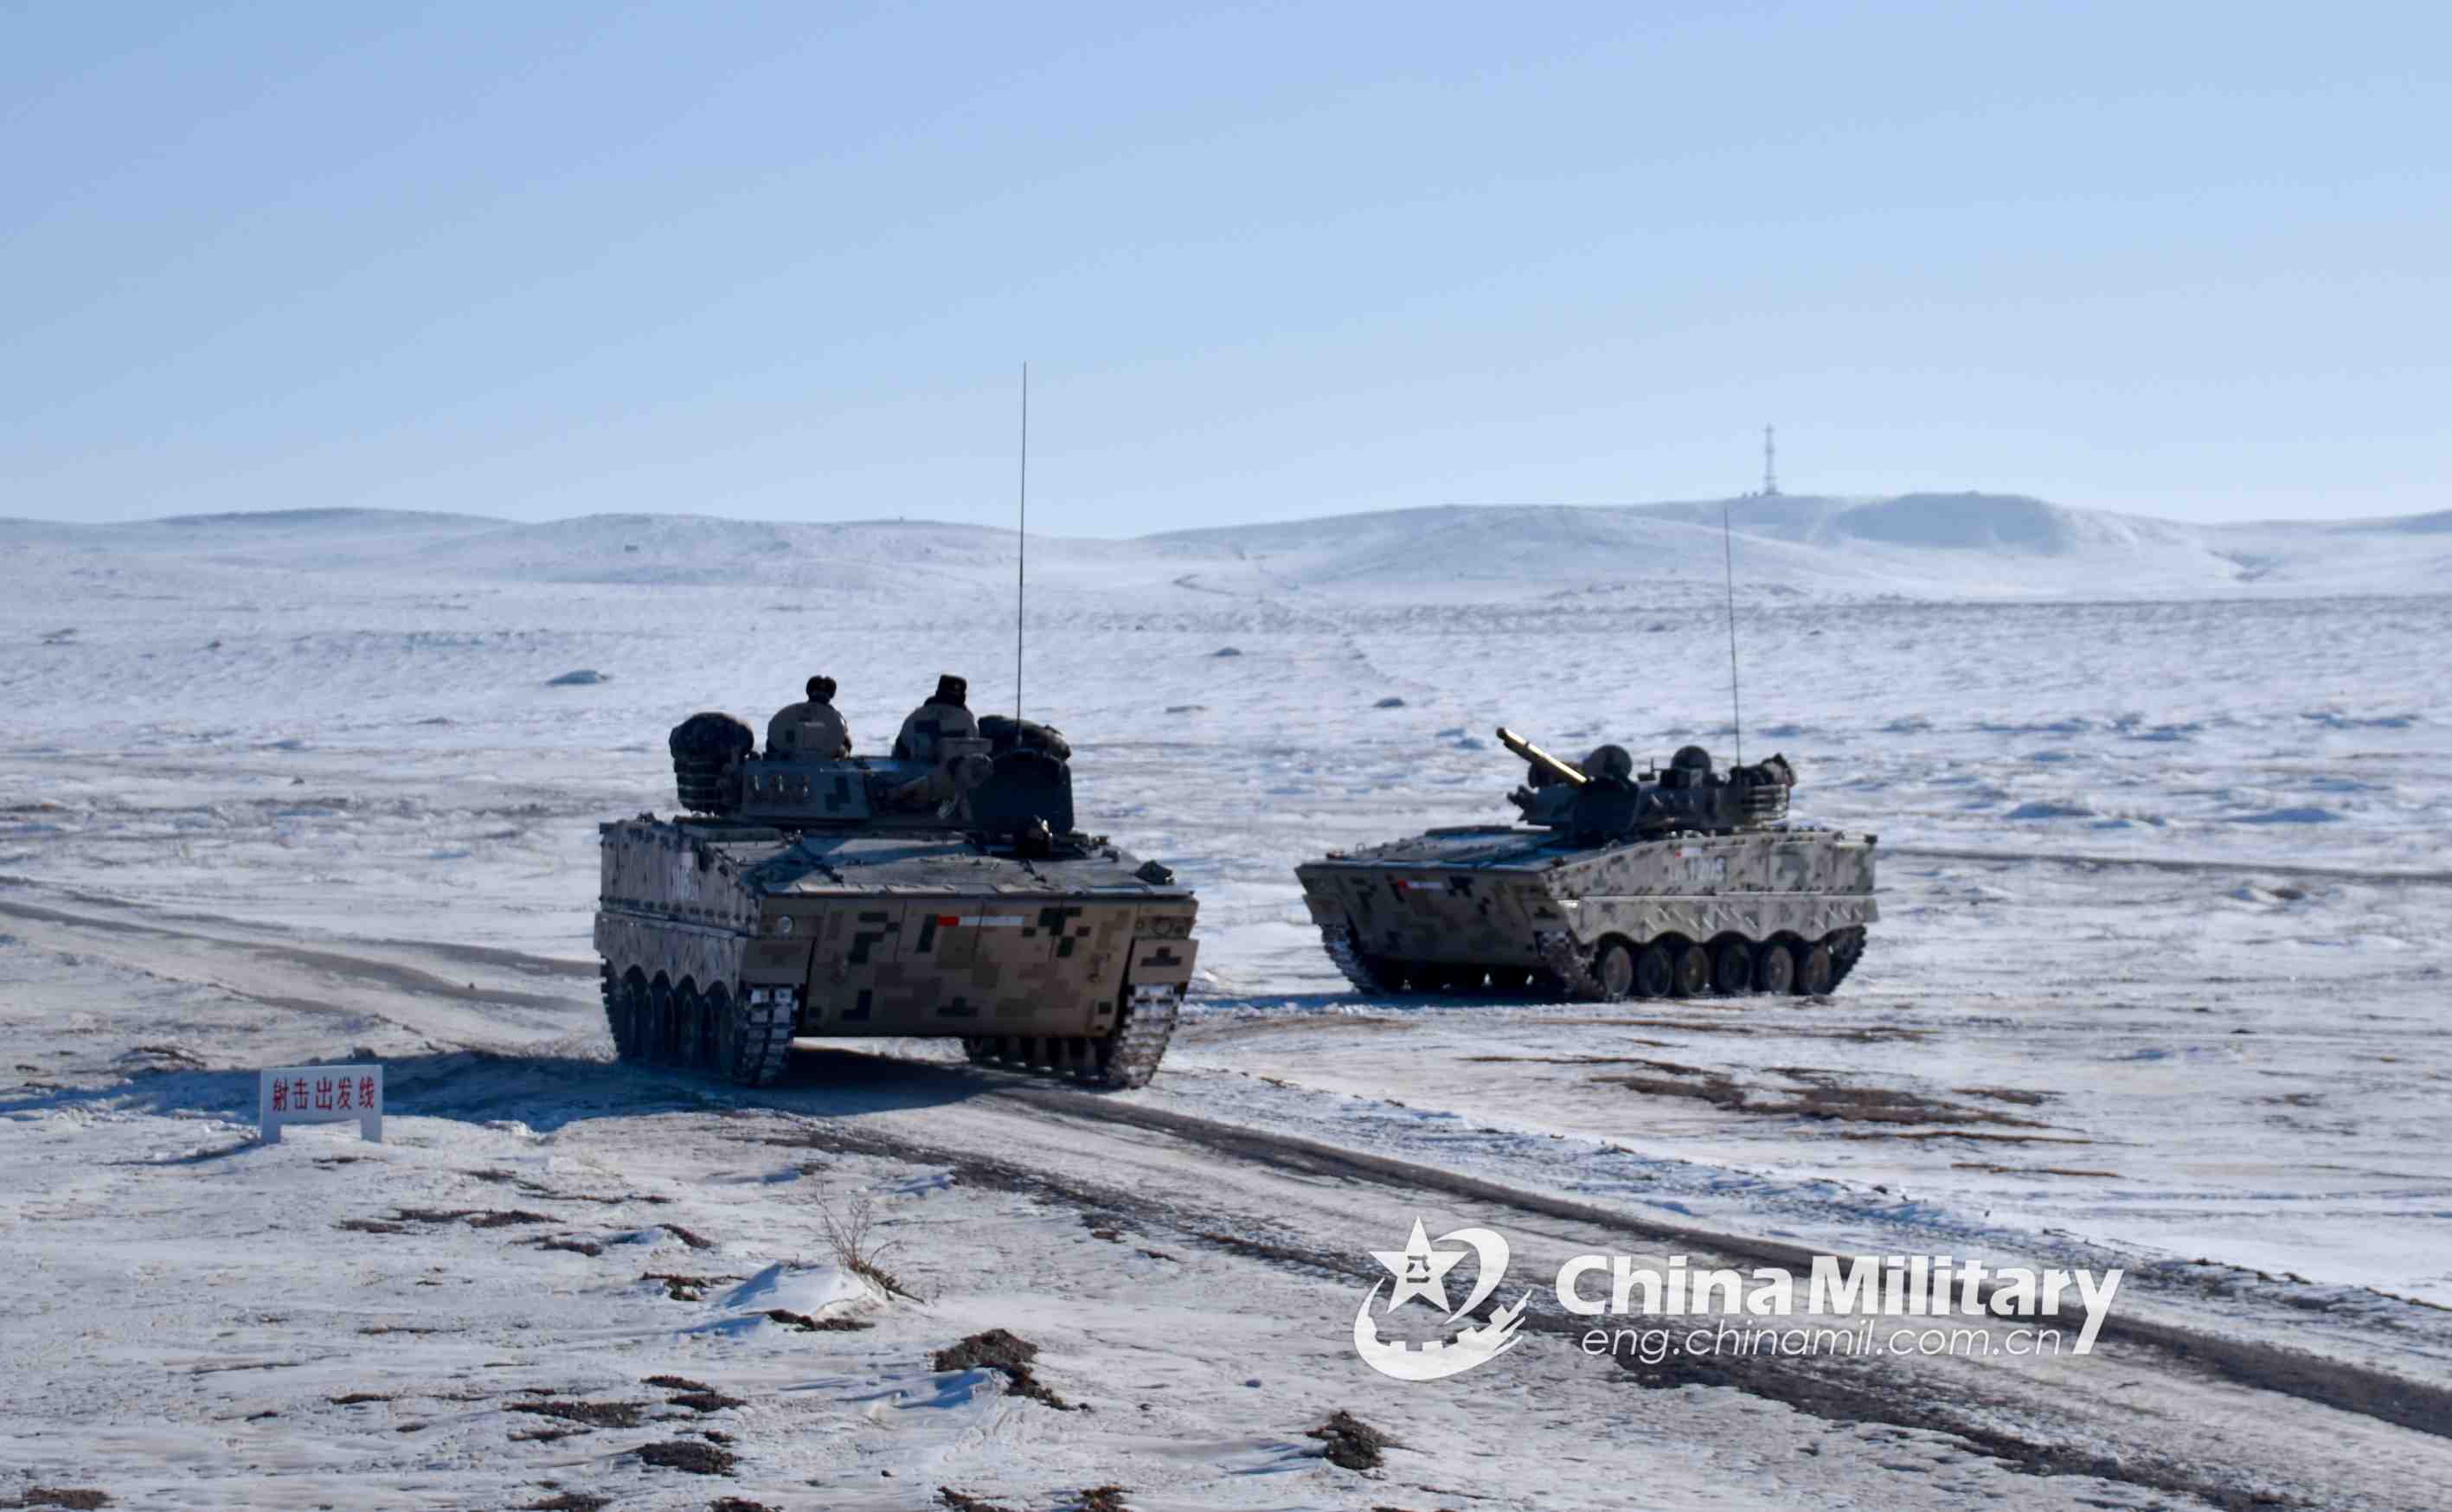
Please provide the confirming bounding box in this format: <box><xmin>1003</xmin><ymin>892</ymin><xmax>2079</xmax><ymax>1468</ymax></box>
<box><xmin>1671</xmin><ymin>943</ymin><xmax>1711</xmax><ymax>997</ymax></box>
<box><xmin>645</xmin><ymin>978</ymin><xmax>679</xmax><ymax>1065</ymax></box>
<box><xmin>1712</xmin><ymin>939</ymin><xmax>1756</xmax><ymax>996</ymax></box>
<box><xmin>690</xmin><ymin>984</ymin><xmax>727</xmax><ymax>1069</ymax></box>
<box><xmin>1592</xmin><ymin>940</ymin><xmax>1637</xmax><ymax>1001</ymax></box>
<box><xmin>1826</xmin><ymin>926</ymin><xmax>1869</xmax><ymax>990</ymax></box>
<box><xmin>606</xmin><ymin>967</ymin><xmax>648</xmax><ymax>1063</ymax></box>
<box><xmin>1754</xmin><ymin>940</ymin><xmax>1796</xmax><ymax>996</ymax></box>
<box><xmin>1794</xmin><ymin>940</ymin><xmax>1835</xmax><ymax>996</ymax></box>
<box><xmin>1634</xmin><ymin>944</ymin><xmax>1675</xmax><ymax>999</ymax></box>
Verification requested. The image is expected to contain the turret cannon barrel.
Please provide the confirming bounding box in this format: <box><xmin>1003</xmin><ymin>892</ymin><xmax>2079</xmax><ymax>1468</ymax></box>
<box><xmin>1496</xmin><ymin>726</ymin><xmax>1589</xmax><ymax>787</ymax></box>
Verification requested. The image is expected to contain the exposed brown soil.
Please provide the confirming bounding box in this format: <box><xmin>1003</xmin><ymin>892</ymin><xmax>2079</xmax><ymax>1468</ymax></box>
<box><xmin>1838</xmin><ymin>1130</ymin><xmax>2095</xmax><ymax>1145</ymax></box>
<box><xmin>1306</xmin><ymin>1409</ymin><xmax>1397</xmax><ymax>1470</ymax></box>
<box><xmin>328</xmin><ymin>1392</ymin><xmax>392</xmax><ymax>1406</ymax></box>
<box><xmin>519</xmin><ymin>1495</ymin><xmax>609</xmax><ymax>1512</ymax></box>
<box><xmin>380</xmin><ymin>1207</ymin><xmax>552</xmax><ymax>1229</ymax></box>
<box><xmin>1953</xmin><ymin>1161</ymin><xmax>2122</xmax><ymax>1178</ymax></box>
<box><xmin>533</xmin><ymin>1237</ymin><xmax>604</xmax><ymax>1257</ymax></box>
<box><xmin>9</xmin><ymin>1491</ymin><xmax>112</xmax><ymax>1510</ymax></box>
<box><xmin>507</xmin><ymin>1399</ymin><xmax>646</xmax><ymax>1428</ymax></box>
<box><xmin>932</xmin><ymin>1329</ymin><xmax>1039</xmax><ymax>1373</ymax></box>
<box><xmin>932</xmin><ymin>1329</ymin><xmax>1075</xmax><ymax>1410</ymax></box>
<box><xmin>1606</xmin><ymin>1336</ymin><xmax>2308</xmax><ymax>1511</ymax></box>
<box><xmin>642</xmin><ymin>1272</ymin><xmax>738</xmax><ymax>1301</ymax></box>
<box><xmin>659</xmin><ymin>1222</ymin><xmax>715</xmax><ymax>1250</ymax></box>
<box><xmin>765</xmin><ymin>1308</ymin><xmax>871</xmax><ymax>1332</ymax></box>
<box><xmin>463</xmin><ymin>1165</ymin><xmax>673</xmax><ymax>1207</ymax></box>
<box><xmin>1072</xmin><ymin>1489</ymin><xmax>1133</xmax><ymax>1512</ymax></box>
<box><xmin>708</xmin><ymin>1499</ymin><xmax>778</xmax><ymax>1512</ymax></box>
<box><xmin>636</xmin><ymin>1438</ymin><xmax>737</xmax><ymax>1476</ymax></box>
<box><xmin>1560</xmin><ymin>1017</ymin><xmax>1931</xmax><ymax>1042</ymax></box>
<box><xmin>644</xmin><ymin>1374</ymin><xmax>710</xmax><ymax>1391</ymax></box>
<box><xmin>508</xmin><ymin>1427</ymin><xmax>587</xmax><ymax>1444</ymax></box>
<box><xmin>1954</xmin><ymin>1086</ymin><xmax>2057</xmax><ymax>1106</ymax></box>
<box><xmin>1462</xmin><ymin>1050</ymin><xmax>1675</xmax><ymax>1063</ymax></box>
<box><xmin>334</xmin><ymin>1218</ymin><xmax>408</xmax><ymax>1234</ymax></box>
<box><xmin>936</xmin><ymin>1492</ymin><xmax>1016</xmax><ymax>1512</ymax></box>
<box><xmin>1589</xmin><ymin>1063</ymin><xmax>2051</xmax><ymax>1129</ymax></box>
<box><xmin>666</xmin><ymin>1391</ymin><xmax>747</xmax><ymax>1413</ymax></box>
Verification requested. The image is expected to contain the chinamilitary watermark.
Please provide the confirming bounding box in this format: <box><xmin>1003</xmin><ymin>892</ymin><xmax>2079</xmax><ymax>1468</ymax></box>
<box><xmin>1352</xmin><ymin>1220</ymin><xmax>2122</xmax><ymax>1382</ymax></box>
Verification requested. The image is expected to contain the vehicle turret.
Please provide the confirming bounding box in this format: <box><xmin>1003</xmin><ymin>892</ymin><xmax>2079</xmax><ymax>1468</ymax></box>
<box><xmin>1497</xmin><ymin>726</ymin><xmax>1793</xmax><ymax>842</ymax></box>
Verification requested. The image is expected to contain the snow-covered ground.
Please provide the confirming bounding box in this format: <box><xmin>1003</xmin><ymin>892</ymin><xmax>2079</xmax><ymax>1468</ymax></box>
<box><xmin>3</xmin><ymin>498</ymin><xmax>2448</xmax><ymax>1509</ymax></box>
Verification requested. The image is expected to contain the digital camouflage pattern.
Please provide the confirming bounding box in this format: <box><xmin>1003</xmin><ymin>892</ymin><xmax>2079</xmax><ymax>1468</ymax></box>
<box><xmin>597</xmin><ymin>710</ymin><xmax>1197</xmax><ymax>1087</ymax></box>
<box><xmin>1296</xmin><ymin>729</ymin><xmax>1875</xmax><ymax>1001</ymax></box>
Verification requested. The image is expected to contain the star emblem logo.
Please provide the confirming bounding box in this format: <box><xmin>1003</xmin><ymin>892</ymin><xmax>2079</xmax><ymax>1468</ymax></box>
<box><xmin>1370</xmin><ymin>1217</ymin><xmax>1468</xmax><ymax>1314</ymax></box>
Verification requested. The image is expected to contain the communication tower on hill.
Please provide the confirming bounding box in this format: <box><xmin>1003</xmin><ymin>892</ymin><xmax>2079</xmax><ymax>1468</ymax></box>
<box><xmin>1761</xmin><ymin>425</ymin><xmax>1780</xmax><ymax>497</ymax></box>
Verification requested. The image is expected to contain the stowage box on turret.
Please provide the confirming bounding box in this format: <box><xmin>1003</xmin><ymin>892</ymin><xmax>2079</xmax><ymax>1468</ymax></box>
<box><xmin>1294</xmin><ymin>728</ymin><xmax>1874</xmax><ymax>1001</ymax></box>
<box><xmin>596</xmin><ymin>704</ymin><xmax>1197</xmax><ymax>1088</ymax></box>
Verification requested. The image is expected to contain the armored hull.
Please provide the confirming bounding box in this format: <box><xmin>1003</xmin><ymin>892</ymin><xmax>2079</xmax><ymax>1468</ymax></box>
<box><xmin>596</xmin><ymin>708</ymin><xmax>1197</xmax><ymax>1087</ymax></box>
<box><xmin>1296</xmin><ymin>730</ymin><xmax>1875</xmax><ymax>1001</ymax></box>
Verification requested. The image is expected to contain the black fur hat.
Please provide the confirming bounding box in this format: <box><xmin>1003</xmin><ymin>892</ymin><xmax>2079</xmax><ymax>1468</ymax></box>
<box><xmin>806</xmin><ymin>675</ymin><xmax>837</xmax><ymax>702</ymax></box>
<box><xmin>934</xmin><ymin>673</ymin><xmax>967</xmax><ymax>707</ymax></box>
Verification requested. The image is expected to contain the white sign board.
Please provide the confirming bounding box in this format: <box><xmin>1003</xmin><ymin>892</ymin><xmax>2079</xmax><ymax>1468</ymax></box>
<box><xmin>259</xmin><ymin>1064</ymin><xmax>382</xmax><ymax>1144</ymax></box>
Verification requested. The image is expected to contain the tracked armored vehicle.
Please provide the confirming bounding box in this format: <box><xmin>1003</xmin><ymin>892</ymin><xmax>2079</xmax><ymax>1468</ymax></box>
<box><xmin>1295</xmin><ymin>728</ymin><xmax>1874</xmax><ymax>1001</ymax></box>
<box><xmin>595</xmin><ymin>708</ymin><xmax>1197</xmax><ymax>1088</ymax></box>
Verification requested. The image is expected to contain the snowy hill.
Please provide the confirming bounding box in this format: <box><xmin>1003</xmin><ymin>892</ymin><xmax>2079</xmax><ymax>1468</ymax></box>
<box><xmin>2</xmin><ymin>492</ymin><xmax>2444</xmax><ymax>600</ymax></box>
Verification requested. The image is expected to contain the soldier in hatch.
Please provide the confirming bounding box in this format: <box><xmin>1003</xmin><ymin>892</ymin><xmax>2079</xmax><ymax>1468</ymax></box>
<box><xmin>893</xmin><ymin>673</ymin><xmax>979</xmax><ymax>764</ymax></box>
<box><xmin>766</xmin><ymin>675</ymin><xmax>852</xmax><ymax>759</ymax></box>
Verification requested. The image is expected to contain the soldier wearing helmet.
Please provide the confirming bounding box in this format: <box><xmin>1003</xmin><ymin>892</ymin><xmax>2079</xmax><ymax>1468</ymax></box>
<box><xmin>766</xmin><ymin>676</ymin><xmax>851</xmax><ymax>760</ymax></box>
<box><xmin>894</xmin><ymin>673</ymin><xmax>979</xmax><ymax>764</ymax></box>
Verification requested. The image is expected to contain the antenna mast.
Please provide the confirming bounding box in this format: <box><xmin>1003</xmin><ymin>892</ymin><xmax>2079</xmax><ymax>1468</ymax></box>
<box><xmin>1761</xmin><ymin>423</ymin><xmax>1778</xmax><ymax>497</ymax></box>
<box><xmin>1015</xmin><ymin>362</ymin><xmax>1029</xmax><ymax>723</ymax></box>
<box><xmin>1723</xmin><ymin>497</ymin><xmax>1743</xmax><ymax>767</ymax></box>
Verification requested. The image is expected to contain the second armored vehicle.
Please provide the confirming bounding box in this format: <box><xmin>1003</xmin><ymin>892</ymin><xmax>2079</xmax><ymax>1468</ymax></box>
<box><xmin>1295</xmin><ymin>729</ymin><xmax>1874</xmax><ymax>1001</ymax></box>
<box><xmin>596</xmin><ymin>703</ymin><xmax>1198</xmax><ymax>1088</ymax></box>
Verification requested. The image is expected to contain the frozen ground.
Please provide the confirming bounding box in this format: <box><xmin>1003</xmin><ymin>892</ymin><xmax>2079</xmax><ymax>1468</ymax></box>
<box><xmin>3</xmin><ymin>500</ymin><xmax>2449</xmax><ymax>1509</ymax></box>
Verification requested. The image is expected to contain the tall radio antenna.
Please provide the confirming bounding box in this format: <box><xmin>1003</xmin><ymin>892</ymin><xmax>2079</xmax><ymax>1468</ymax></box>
<box><xmin>1722</xmin><ymin>496</ymin><xmax>1743</xmax><ymax>766</ymax></box>
<box><xmin>1015</xmin><ymin>362</ymin><xmax>1029</xmax><ymax>722</ymax></box>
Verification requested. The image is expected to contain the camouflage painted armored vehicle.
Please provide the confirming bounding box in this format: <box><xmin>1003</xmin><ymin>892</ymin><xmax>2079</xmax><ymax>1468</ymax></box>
<box><xmin>1294</xmin><ymin>728</ymin><xmax>1874</xmax><ymax>1001</ymax></box>
<box><xmin>595</xmin><ymin>704</ymin><xmax>1197</xmax><ymax>1088</ymax></box>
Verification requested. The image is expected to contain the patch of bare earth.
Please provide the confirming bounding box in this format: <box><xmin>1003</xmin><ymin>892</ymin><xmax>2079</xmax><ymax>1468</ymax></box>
<box><xmin>636</xmin><ymin>1438</ymin><xmax>737</xmax><ymax>1476</ymax></box>
<box><xmin>506</xmin><ymin>1400</ymin><xmax>647</xmax><ymax>1429</ymax></box>
<box><xmin>1306</xmin><ymin>1410</ymin><xmax>1399</xmax><ymax>1470</ymax></box>
<box><xmin>1589</xmin><ymin>1061</ymin><xmax>2064</xmax><ymax>1131</ymax></box>
<box><xmin>932</xmin><ymin>1329</ymin><xmax>1078</xmax><ymax>1410</ymax></box>
<box><xmin>765</xmin><ymin>1308</ymin><xmax>870</xmax><ymax>1332</ymax></box>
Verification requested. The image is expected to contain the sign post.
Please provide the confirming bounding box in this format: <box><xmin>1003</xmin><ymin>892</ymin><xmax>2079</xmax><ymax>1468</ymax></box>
<box><xmin>259</xmin><ymin>1065</ymin><xmax>382</xmax><ymax>1144</ymax></box>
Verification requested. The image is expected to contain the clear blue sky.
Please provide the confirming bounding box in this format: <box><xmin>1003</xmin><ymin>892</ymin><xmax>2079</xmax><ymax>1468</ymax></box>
<box><xmin>3</xmin><ymin>2</ymin><xmax>2443</xmax><ymax>532</ymax></box>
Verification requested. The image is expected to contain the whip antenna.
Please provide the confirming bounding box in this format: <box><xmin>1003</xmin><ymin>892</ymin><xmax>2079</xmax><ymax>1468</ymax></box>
<box><xmin>1723</xmin><ymin>495</ymin><xmax>1743</xmax><ymax>766</ymax></box>
<box><xmin>1015</xmin><ymin>362</ymin><xmax>1028</xmax><ymax>722</ymax></box>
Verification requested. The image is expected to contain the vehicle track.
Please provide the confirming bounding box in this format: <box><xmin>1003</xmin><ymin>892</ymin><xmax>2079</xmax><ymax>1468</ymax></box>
<box><xmin>1890</xmin><ymin>845</ymin><xmax>2452</xmax><ymax>887</ymax></box>
<box><xmin>760</xmin><ymin>1076</ymin><xmax>2449</xmax><ymax>1512</ymax></box>
<box><xmin>15</xmin><ymin>879</ymin><xmax>2452</xmax><ymax>1500</ymax></box>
